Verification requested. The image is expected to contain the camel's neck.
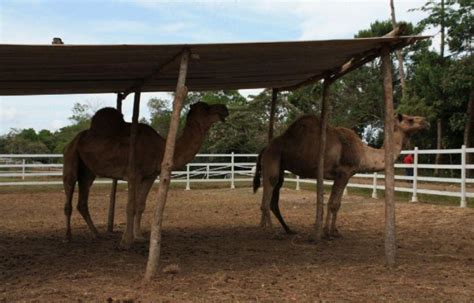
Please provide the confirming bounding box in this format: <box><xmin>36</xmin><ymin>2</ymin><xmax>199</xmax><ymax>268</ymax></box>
<box><xmin>358</xmin><ymin>130</ymin><xmax>405</xmax><ymax>172</ymax></box>
<box><xmin>173</xmin><ymin>119</ymin><xmax>211</xmax><ymax>168</ymax></box>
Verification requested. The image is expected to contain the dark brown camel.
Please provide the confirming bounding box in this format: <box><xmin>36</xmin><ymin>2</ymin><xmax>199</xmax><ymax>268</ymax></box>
<box><xmin>253</xmin><ymin>113</ymin><xmax>429</xmax><ymax>237</ymax></box>
<box><xmin>63</xmin><ymin>102</ymin><xmax>228</xmax><ymax>248</ymax></box>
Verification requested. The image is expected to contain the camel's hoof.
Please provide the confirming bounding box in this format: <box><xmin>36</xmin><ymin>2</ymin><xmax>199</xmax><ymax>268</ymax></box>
<box><xmin>134</xmin><ymin>234</ymin><xmax>148</xmax><ymax>242</ymax></box>
<box><xmin>63</xmin><ymin>231</ymin><xmax>72</xmax><ymax>243</ymax></box>
<box><xmin>285</xmin><ymin>229</ymin><xmax>297</xmax><ymax>235</ymax></box>
<box><xmin>118</xmin><ymin>237</ymin><xmax>134</xmax><ymax>250</ymax></box>
<box><xmin>259</xmin><ymin>219</ymin><xmax>273</xmax><ymax>229</ymax></box>
<box><xmin>330</xmin><ymin>231</ymin><xmax>343</xmax><ymax>238</ymax></box>
<box><xmin>322</xmin><ymin>233</ymin><xmax>333</xmax><ymax>241</ymax></box>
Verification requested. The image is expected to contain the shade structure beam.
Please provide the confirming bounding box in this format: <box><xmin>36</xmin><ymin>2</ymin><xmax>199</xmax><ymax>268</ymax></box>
<box><xmin>107</xmin><ymin>93</ymin><xmax>124</xmax><ymax>233</ymax></box>
<box><xmin>121</xmin><ymin>51</ymin><xmax>185</xmax><ymax>98</ymax></box>
<box><xmin>381</xmin><ymin>45</ymin><xmax>397</xmax><ymax>266</ymax></box>
<box><xmin>267</xmin><ymin>88</ymin><xmax>278</xmax><ymax>142</ymax></box>
<box><xmin>279</xmin><ymin>24</ymin><xmax>410</xmax><ymax>91</ymax></box>
<box><xmin>119</xmin><ymin>90</ymin><xmax>141</xmax><ymax>249</ymax></box>
<box><xmin>314</xmin><ymin>78</ymin><xmax>331</xmax><ymax>241</ymax></box>
<box><xmin>145</xmin><ymin>49</ymin><xmax>190</xmax><ymax>280</ymax></box>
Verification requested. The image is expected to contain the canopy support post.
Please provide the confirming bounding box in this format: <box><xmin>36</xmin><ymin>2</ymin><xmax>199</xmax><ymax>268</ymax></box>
<box><xmin>314</xmin><ymin>79</ymin><xmax>331</xmax><ymax>241</ymax></box>
<box><xmin>145</xmin><ymin>49</ymin><xmax>190</xmax><ymax>281</ymax></box>
<box><xmin>119</xmin><ymin>90</ymin><xmax>141</xmax><ymax>249</ymax></box>
<box><xmin>268</xmin><ymin>89</ymin><xmax>278</xmax><ymax>142</ymax></box>
<box><xmin>381</xmin><ymin>45</ymin><xmax>397</xmax><ymax>267</ymax></box>
<box><xmin>107</xmin><ymin>93</ymin><xmax>124</xmax><ymax>233</ymax></box>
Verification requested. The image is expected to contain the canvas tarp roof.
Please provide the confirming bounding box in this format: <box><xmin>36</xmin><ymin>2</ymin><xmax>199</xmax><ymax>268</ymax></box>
<box><xmin>0</xmin><ymin>36</ymin><xmax>426</xmax><ymax>96</ymax></box>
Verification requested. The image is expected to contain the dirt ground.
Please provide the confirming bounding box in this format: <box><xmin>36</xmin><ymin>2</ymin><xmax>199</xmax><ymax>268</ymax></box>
<box><xmin>0</xmin><ymin>186</ymin><xmax>473</xmax><ymax>302</ymax></box>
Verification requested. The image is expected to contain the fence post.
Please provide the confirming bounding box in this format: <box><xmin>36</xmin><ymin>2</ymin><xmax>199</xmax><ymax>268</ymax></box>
<box><xmin>460</xmin><ymin>145</ymin><xmax>467</xmax><ymax>208</ymax></box>
<box><xmin>206</xmin><ymin>165</ymin><xmax>210</xmax><ymax>179</ymax></box>
<box><xmin>296</xmin><ymin>175</ymin><xmax>300</xmax><ymax>190</ymax></box>
<box><xmin>371</xmin><ymin>172</ymin><xmax>378</xmax><ymax>199</ymax></box>
<box><xmin>185</xmin><ymin>164</ymin><xmax>190</xmax><ymax>190</ymax></box>
<box><xmin>231</xmin><ymin>152</ymin><xmax>235</xmax><ymax>189</ymax></box>
<box><xmin>411</xmin><ymin>147</ymin><xmax>418</xmax><ymax>203</ymax></box>
<box><xmin>22</xmin><ymin>159</ymin><xmax>26</xmax><ymax>180</ymax></box>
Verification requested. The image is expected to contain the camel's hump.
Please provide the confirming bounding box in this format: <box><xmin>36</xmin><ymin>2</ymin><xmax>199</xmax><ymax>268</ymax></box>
<box><xmin>89</xmin><ymin>107</ymin><xmax>125</xmax><ymax>137</ymax></box>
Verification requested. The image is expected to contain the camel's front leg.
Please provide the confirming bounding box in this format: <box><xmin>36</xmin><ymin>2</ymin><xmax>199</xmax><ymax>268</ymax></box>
<box><xmin>133</xmin><ymin>178</ymin><xmax>155</xmax><ymax>241</ymax></box>
<box><xmin>323</xmin><ymin>175</ymin><xmax>349</xmax><ymax>239</ymax></box>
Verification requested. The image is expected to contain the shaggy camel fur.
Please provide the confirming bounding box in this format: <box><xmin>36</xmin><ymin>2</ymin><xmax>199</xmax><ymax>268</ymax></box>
<box><xmin>63</xmin><ymin>102</ymin><xmax>228</xmax><ymax>247</ymax></box>
<box><xmin>253</xmin><ymin>113</ymin><xmax>429</xmax><ymax>237</ymax></box>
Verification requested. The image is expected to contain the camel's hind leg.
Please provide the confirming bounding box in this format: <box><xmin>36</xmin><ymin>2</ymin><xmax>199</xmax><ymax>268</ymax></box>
<box><xmin>133</xmin><ymin>177</ymin><xmax>155</xmax><ymax>241</ymax></box>
<box><xmin>77</xmin><ymin>165</ymin><xmax>98</xmax><ymax>237</ymax></box>
<box><xmin>259</xmin><ymin>149</ymin><xmax>281</xmax><ymax>229</ymax></box>
<box><xmin>323</xmin><ymin>174</ymin><xmax>349</xmax><ymax>239</ymax></box>
<box><xmin>63</xmin><ymin>173</ymin><xmax>76</xmax><ymax>242</ymax></box>
<box><xmin>260</xmin><ymin>180</ymin><xmax>274</xmax><ymax>229</ymax></box>
<box><xmin>270</xmin><ymin>170</ymin><xmax>294</xmax><ymax>234</ymax></box>
<box><xmin>63</xmin><ymin>141</ymin><xmax>79</xmax><ymax>242</ymax></box>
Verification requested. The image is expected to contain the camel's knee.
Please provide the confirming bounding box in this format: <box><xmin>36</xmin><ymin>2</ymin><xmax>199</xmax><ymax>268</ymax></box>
<box><xmin>64</xmin><ymin>203</ymin><xmax>72</xmax><ymax>217</ymax></box>
<box><xmin>77</xmin><ymin>202</ymin><xmax>89</xmax><ymax>216</ymax></box>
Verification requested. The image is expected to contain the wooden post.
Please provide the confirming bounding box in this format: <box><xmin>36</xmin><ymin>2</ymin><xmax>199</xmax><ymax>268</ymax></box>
<box><xmin>381</xmin><ymin>45</ymin><xmax>397</xmax><ymax>267</ymax></box>
<box><xmin>119</xmin><ymin>91</ymin><xmax>141</xmax><ymax>249</ymax></box>
<box><xmin>314</xmin><ymin>79</ymin><xmax>330</xmax><ymax>241</ymax></box>
<box><xmin>145</xmin><ymin>49</ymin><xmax>190</xmax><ymax>280</ymax></box>
<box><xmin>268</xmin><ymin>88</ymin><xmax>278</xmax><ymax>142</ymax></box>
<box><xmin>107</xmin><ymin>93</ymin><xmax>123</xmax><ymax>233</ymax></box>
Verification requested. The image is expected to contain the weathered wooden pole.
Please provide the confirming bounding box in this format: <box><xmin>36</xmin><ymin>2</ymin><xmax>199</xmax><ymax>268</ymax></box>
<box><xmin>381</xmin><ymin>45</ymin><xmax>397</xmax><ymax>266</ymax></box>
<box><xmin>119</xmin><ymin>90</ymin><xmax>141</xmax><ymax>249</ymax></box>
<box><xmin>268</xmin><ymin>88</ymin><xmax>278</xmax><ymax>142</ymax></box>
<box><xmin>107</xmin><ymin>93</ymin><xmax>124</xmax><ymax>233</ymax></box>
<box><xmin>145</xmin><ymin>49</ymin><xmax>190</xmax><ymax>280</ymax></box>
<box><xmin>314</xmin><ymin>79</ymin><xmax>331</xmax><ymax>241</ymax></box>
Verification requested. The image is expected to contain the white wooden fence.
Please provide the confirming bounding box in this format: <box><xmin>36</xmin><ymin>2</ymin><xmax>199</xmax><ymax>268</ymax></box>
<box><xmin>1</xmin><ymin>147</ymin><xmax>473</xmax><ymax>207</ymax></box>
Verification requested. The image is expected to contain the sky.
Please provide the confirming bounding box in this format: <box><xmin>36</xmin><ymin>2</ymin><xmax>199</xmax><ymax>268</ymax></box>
<box><xmin>0</xmin><ymin>0</ymin><xmax>434</xmax><ymax>134</ymax></box>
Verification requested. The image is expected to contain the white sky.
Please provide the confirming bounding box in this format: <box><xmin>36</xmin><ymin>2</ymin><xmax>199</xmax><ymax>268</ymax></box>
<box><xmin>0</xmin><ymin>0</ymin><xmax>436</xmax><ymax>134</ymax></box>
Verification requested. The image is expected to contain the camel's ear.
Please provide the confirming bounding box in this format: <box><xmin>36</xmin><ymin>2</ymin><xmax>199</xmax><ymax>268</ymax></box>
<box><xmin>396</xmin><ymin>113</ymin><xmax>403</xmax><ymax>122</ymax></box>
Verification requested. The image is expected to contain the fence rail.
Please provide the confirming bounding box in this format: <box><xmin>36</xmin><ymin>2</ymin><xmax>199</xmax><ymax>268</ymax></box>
<box><xmin>1</xmin><ymin>147</ymin><xmax>472</xmax><ymax>207</ymax></box>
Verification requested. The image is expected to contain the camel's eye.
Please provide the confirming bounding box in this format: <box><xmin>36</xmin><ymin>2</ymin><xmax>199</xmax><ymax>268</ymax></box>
<box><xmin>408</xmin><ymin>118</ymin><xmax>414</xmax><ymax>124</ymax></box>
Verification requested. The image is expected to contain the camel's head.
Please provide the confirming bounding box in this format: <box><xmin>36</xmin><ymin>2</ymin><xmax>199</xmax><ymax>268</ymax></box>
<box><xmin>395</xmin><ymin>114</ymin><xmax>430</xmax><ymax>135</ymax></box>
<box><xmin>188</xmin><ymin>102</ymin><xmax>229</xmax><ymax>124</ymax></box>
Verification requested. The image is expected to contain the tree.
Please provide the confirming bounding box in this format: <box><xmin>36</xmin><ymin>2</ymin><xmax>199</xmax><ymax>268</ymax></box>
<box><xmin>409</xmin><ymin>0</ymin><xmax>473</xmax><ymax>172</ymax></box>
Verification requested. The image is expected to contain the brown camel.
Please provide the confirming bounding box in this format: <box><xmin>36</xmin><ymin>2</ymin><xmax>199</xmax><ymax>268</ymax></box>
<box><xmin>63</xmin><ymin>102</ymin><xmax>229</xmax><ymax>247</ymax></box>
<box><xmin>253</xmin><ymin>113</ymin><xmax>429</xmax><ymax>237</ymax></box>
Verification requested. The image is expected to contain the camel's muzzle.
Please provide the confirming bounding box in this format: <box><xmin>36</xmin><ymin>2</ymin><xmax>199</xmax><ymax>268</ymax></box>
<box><xmin>213</xmin><ymin>105</ymin><xmax>229</xmax><ymax>122</ymax></box>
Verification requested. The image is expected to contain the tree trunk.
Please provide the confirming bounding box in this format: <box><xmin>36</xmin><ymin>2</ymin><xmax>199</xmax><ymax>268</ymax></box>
<box><xmin>440</xmin><ymin>0</ymin><xmax>445</xmax><ymax>59</ymax></box>
<box><xmin>435</xmin><ymin>118</ymin><xmax>443</xmax><ymax>175</ymax></box>
<box><xmin>390</xmin><ymin>0</ymin><xmax>406</xmax><ymax>97</ymax></box>
<box><xmin>464</xmin><ymin>91</ymin><xmax>474</xmax><ymax>177</ymax></box>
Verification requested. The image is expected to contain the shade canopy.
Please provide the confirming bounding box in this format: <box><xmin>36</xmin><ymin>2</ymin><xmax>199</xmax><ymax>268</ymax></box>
<box><xmin>0</xmin><ymin>36</ymin><xmax>427</xmax><ymax>96</ymax></box>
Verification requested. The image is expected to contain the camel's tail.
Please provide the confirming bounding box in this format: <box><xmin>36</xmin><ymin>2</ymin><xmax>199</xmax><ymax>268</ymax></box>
<box><xmin>253</xmin><ymin>149</ymin><xmax>264</xmax><ymax>193</ymax></box>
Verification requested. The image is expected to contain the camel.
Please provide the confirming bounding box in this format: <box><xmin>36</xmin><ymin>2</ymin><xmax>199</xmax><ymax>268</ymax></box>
<box><xmin>253</xmin><ymin>113</ymin><xmax>429</xmax><ymax>238</ymax></box>
<box><xmin>63</xmin><ymin>102</ymin><xmax>229</xmax><ymax>247</ymax></box>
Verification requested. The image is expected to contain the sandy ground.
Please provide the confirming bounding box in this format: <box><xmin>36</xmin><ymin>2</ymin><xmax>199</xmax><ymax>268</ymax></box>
<box><xmin>0</xmin><ymin>186</ymin><xmax>473</xmax><ymax>302</ymax></box>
